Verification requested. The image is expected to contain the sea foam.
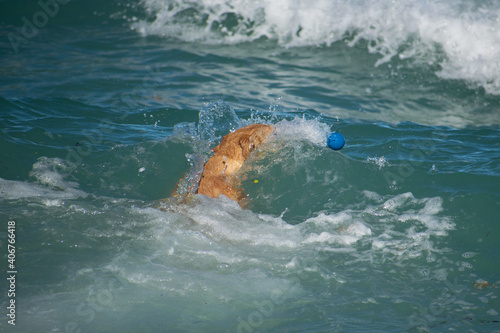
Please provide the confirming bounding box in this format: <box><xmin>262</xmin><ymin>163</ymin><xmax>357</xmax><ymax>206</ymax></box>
<box><xmin>131</xmin><ymin>0</ymin><xmax>500</xmax><ymax>94</ymax></box>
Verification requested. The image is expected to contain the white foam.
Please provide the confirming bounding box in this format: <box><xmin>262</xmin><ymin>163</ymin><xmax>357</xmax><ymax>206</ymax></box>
<box><xmin>398</xmin><ymin>197</ymin><xmax>454</xmax><ymax>234</ymax></box>
<box><xmin>13</xmin><ymin>187</ymin><xmax>459</xmax><ymax>332</ymax></box>
<box><xmin>157</xmin><ymin>188</ymin><xmax>454</xmax><ymax>267</ymax></box>
<box><xmin>462</xmin><ymin>252</ymin><xmax>477</xmax><ymax>259</ymax></box>
<box><xmin>304</xmin><ymin>212</ymin><xmax>354</xmax><ymax>227</ymax></box>
<box><xmin>362</xmin><ymin>190</ymin><xmax>383</xmax><ymax>202</ymax></box>
<box><xmin>0</xmin><ymin>178</ymin><xmax>87</xmax><ymax>201</ymax></box>
<box><xmin>303</xmin><ymin>221</ymin><xmax>372</xmax><ymax>246</ymax></box>
<box><xmin>274</xmin><ymin>117</ymin><xmax>331</xmax><ymax>147</ymax></box>
<box><xmin>165</xmin><ymin>194</ymin><xmax>303</xmax><ymax>247</ymax></box>
<box><xmin>0</xmin><ymin>157</ymin><xmax>87</xmax><ymax>201</ymax></box>
<box><xmin>30</xmin><ymin>157</ymin><xmax>78</xmax><ymax>188</ymax></box>
<box><xmin>487</xmin><ymin>308</ymin><xmax>499</xmax><ymax>316</ymax></box>
<box><xmin>367</xmin><ymin>156</ymin><xmax>388</xmax><ymax>169</ymax></box>
<box><xmin>131</xmin><ymin>0</ymin><xmax>500</xmax><ymax>94</ymax></box>
<box><xmin>382</xmin><ymin>192</ymin><xmax>416</xmax><ymax>212</ymax></box>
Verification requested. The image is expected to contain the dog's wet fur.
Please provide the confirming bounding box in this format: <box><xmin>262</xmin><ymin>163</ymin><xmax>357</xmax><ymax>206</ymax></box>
<box><xmin>197</xmin><ymin>124</ymin><xmax>274</xmax><ymax>206</ymax></box>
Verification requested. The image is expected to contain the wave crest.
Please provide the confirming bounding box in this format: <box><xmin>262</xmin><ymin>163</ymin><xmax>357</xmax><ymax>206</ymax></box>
<box><xmin>130</xmin><ymin>0</ymin><xmax>500</xmax><ymax>94</ymax></box>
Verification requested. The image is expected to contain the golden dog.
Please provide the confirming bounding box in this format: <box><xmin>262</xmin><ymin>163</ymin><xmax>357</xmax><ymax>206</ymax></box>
<box><xmin>197</xmin><ymin>124</ymin><xmax>274</xmax><ymax>205</ymax></box>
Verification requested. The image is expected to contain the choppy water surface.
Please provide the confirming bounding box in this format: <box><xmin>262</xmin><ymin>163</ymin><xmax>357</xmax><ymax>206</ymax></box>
<box><xmin>0</xmin><ymin>0</ymin><xmax>499</xmax><ymax>332</ymax></box>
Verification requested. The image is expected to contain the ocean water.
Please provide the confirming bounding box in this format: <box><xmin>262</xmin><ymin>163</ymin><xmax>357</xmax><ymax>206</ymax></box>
<box><xmin>1</xmin><ymin>0</ymin><xmax>500</xmax><ymax>332</ymax></box>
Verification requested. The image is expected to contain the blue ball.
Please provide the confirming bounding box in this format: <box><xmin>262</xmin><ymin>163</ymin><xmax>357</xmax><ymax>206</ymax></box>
<box><xmin>327</xmin><ymin>132</ymin><xmax>345</xmax><ymax>150</ymax></box>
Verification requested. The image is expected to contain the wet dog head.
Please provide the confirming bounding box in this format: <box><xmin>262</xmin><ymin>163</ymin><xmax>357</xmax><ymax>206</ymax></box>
<box><xmin>213</xmin><ymin>124</ymin><xmax>274</xmax><ymax>164</ymax></box>
<box><xmin>197</xmin><ymin>124</ymin><xmax>274</xmax><ymax>204</ymax></box>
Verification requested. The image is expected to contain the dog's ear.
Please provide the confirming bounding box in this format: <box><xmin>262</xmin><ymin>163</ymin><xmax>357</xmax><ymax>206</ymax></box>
<box><xmin>248</xmin><ymin>131</ymin><xmax>262</xmax><ymax>150</ymax></box>
<box><xmin>239</xmin><ymin>136</ymin><xmax>254</xmax><ymax>159</ymax></box>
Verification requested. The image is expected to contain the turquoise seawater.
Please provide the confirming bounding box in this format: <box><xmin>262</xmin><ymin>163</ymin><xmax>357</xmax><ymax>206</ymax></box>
<box><xmin>1</xmin><ymin>0</ymin><xmax>499</xmax><ymax>332</ymax></box>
